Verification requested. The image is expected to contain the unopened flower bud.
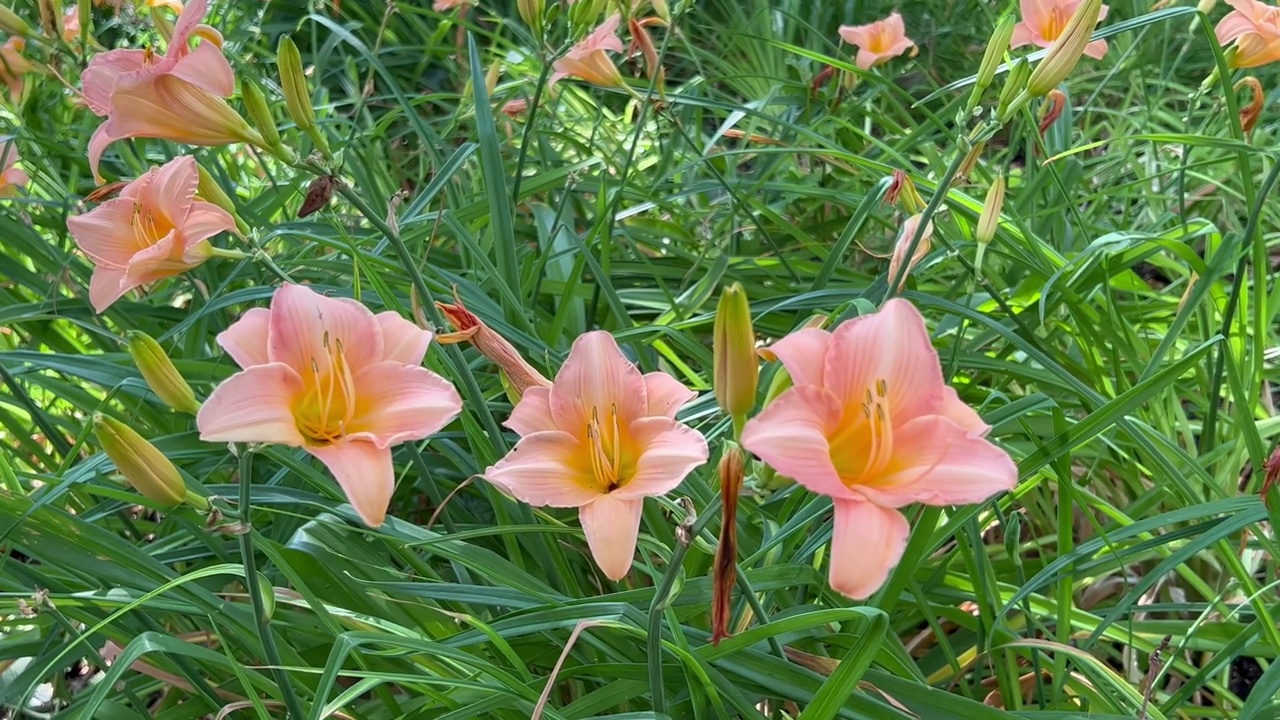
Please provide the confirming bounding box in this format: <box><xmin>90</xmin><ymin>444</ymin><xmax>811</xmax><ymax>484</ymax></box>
<box><xmin>997</xmin><ymin>57</ymin><xmax>1031</xmax><ymax>116</ymax></box>
<box><xmin>278</xmin><ymin>36</ymin><xmax>316</xmax><ymax>129</ymax></box>
<box><xmin>975</xmin><ymin>15</ymin><xmax>1016</xmax><ymax>94</ymax></box>
<box><xmin>1196</xmin><ymin>0</ymin><xmax>1217</xmax><ymax>12</ymax></box>
<box><xmin>516</xmin><ymin>0</ymin><xmax>544</xmax><ymax>36</ymax></box>
<box><xmin>37</xmin><ymin>0</ymin><xmax>61</xmax><ymax>39</ymax></box>
<box><xmin>0</xmin><ymin>6</ymin><xmax>32</xmax><ymax>36</ymax></box>
<box><xmin>975</xmin><ymin>175</ymin><xmax>1005</xmax><ymax>276</ymax></box>
<box><xmin>1026</xmin><ymin>0</ymin><xmax>1103</xmax><ymax>97</ymax></box>
<box><xmin>484</xmin><ymin>59</ymin><xmax>501</xmax><ymax>96</ymax></box>
<box><xmin>711</xmin><ymin>443</ymin><xmax>744</xmax><ymax>645</ymax></box>
<box><xmin>887</xmin><ymin>214</ymin><xmax>934</xmax><ymax>291</ymax></box>
<box><xmin>253</xmin><ymin>572</ymin><xmax>277</xmax><ymax>621</ymax></box>
<box><xmin>195</xmin><ymin>163</ymin><xmax>248</xmax><ymax>235</ymax></box>
<box><xmin>436</xmin><ymin>292</ymin><xmax>551</xmax><ymax>397</ymax></box>
<box><xmin>128</xmin><ymin>331</ymin><xmax>201</xmax><ymax>415</ymax></box>
<box><xmin>94</xmin><ymin>414</ymin><xmax>186</xmax><ymax>507</ymax></box>
<box><xmin>955</xmin><ymin>140</ymin><xmax>986</xmax><ymax>184</ymax></box>
<box><xmin>240</xmin><ymin>78</ymin><xmax>282</xmax><ymax>151</ymax></box>
<box><xmin>887</xmin><ymin>169</ymin><xmax>925</xmax><ymax>214</ymax></box>
<box><xmin>713</xmin><ymin>283</ymin><xmax>758</xmax><ymax>426</ymax></box>
<box><xmin>651</xmin><ymin>0</ymin><xmax>670</xmax><ymax>23</ymax></box>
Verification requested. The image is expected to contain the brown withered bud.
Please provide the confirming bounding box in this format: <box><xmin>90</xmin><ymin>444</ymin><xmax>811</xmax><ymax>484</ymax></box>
<box><xmin>811</xmin><ymin>65</ymin><xmax>837</xmax><ymax>95</ymax></box>
<box><xmin>1237</xmin><ymin>77</ymin><xmax>1264</xmax><ymax>135</ymax></box>
<box><xmin>1037</xmin><ymin>89</ymin><xmax>1067</xmax><ymax>137</ymax></box>
<box><xmin>85</xmin><ymin>180</ymin><xmax>131</xmax><ymax>203</ymax></box>
<box><xmin>1261</xmin><ymin>445</ymin><xmax>1280</xmax><ymax>507</ymax></box>
<box><xmin>298</xmin><ymin>175</ymin><xmax>337</xmax><ymax>218</ymax></box>
<box><xmin>710</xmin><ymin>444</ymin><xmax>745</xmax><ymax>645</ymax></box>
<box><xmin>436</xmin><ymin>290</ymin><xmax>551</xmax><ymax>397</ymax></box>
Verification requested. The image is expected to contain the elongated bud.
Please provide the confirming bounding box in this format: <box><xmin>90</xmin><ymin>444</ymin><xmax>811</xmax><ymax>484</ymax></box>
<box><xmin>0</xmin><ymin>6</ymin><xmax>32</xmax><ymax>36</ymax></box>
<box><xmin>253</xmin><ymin>572</ymin><xmax>277</xmax><ymax>622</ymax></box>
<box><xmin>128</xmin><ymin>331</ymin><xmax>201</xmax><ymax>414</ymax></box>
<box><xmin>278</xmin><ymin>36</ymin><xmax>315</xmax><ymax>132</ymax></box>
<box><xmin>955</xmin><ymin>140</ymin><xmax>985</xmax><ymax>184</ymax></box>
<box><xmin>240</xmin><ymin>78</ymin><xmax>281</xmax><ymax>151</ymax></box>
<box><xmin>1026</xmin><ymin>0</ymin><xmax>1103</xmax><ymax>97</ymax></box>
<box><xmin>37</xmin><ymin>0</ymin><xmax>61</xmax><ymax>39</ymax></box>
<box><xmin>888</xmin><ymin>214</ymin><xmax>934</xmax><ymax>291</ymax></box>
<box><xmin>436</xmin><ymin>292</ymin><xmax>551</xmax><ymax>397</ymax></box>
<box><xmin>710</xmin><ymin>443</ymin><xmax>744</xmax><ymax>645</ymax></box>
<box><xmin>975</xmin><ymin>175</ymin><xmax>1005</xmax><ymax>276</ymax></box>
<box><xmin>195</xmin><ymin>163</ymin><xmax>249</xmax><ymax>235</ymax></box>
<box><xmin>94</xmin><ymin>414</ymin><xmax>186</xmax><ymax>507</ymax></box>
<box><xmin>516</xmin><ymin>0</ymin><xmax>544</xmax><ymax>36</ymax></box>
<box><xmin>651</xmin><ymin>0</ymin><xmax>670</xmax><ymax>23</ymax></box>
<box><xmin>713</xmin><ymin>283</ymin><xmax>758</xmax><ymax>426</ymax></box>
<box><xmin>1196</xmin><ymin>0</ymin><xmax>1217</xmax><ymax>12</ymax></box>
<box><xmin>997</xmin><ymin>57</ymin><xmax>1031</xmax><ymax>116</ymax></box>
<box><xmin>975</xmin><ymin>16</ymin><xmax>1015</xmax><ymax>94</ymax></box>
<box><xmin>484</xmin><ymin>59</ymin><xmax>501</xmax><ymax>96</ymax></box>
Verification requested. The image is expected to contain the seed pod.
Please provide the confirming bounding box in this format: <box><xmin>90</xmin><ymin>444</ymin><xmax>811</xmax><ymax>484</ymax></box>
<box><xmin>94</xmin><ymin>414</ymin><xmax>186</xmax><ymax>507</ymax></box>
<box><xmin>298</xmin><ymin>175</ymin><xmax>337</xmax><ymax>218</ymax></box>
<box><xmin>128</xmin><ymin>331</ymin><xmax>201</xmax><ymax>415</ymax></box>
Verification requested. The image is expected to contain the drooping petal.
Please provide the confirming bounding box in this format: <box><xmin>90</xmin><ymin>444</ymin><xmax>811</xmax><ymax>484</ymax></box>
<box><xmin>505</xmin><ymin>386</ymin><xmax>558</xmax><ymax>436</ymax></box>
<box><xmin>828</xmin><ymin>499</ymin><xmax>910</xmax><ymax>599</ymax></box>
<box><xmin>940</xmin><ymin>386</ymin><xmax>990</xmax><ymax>437</ymax></box>
<box><xmin>763</xmin><ymin>328</ymin><xmax>831</xmax><ymax>388</ymax></box>
<box><xmin>67</xmin><ymin>197</ymin><xmax>147</xmax><ymax>267</ymax></box>
<box><xmin>267</xmin><ymin>283</ymin><xmax>384</xmax><ymax>375</ymax></box>
<box><xmin>837</xmin><ymin>24</ymin><xmax>869</xmax><ymax>47</ymax></box>
<box><xmin>852</xmin><ymin>415</ymin><xmax>1018</xmax><ymax>508</ymax></box>
<box><xmin>613</xmin><ymin>416</ymin><xmax>709</xmax><ymax>499</ymax></box>
<box><xmin>376</xmin><ymin>311</ymin><xmax>434</xmax><ymax>365</ymax></box>
<box><xmin>346</xmin><ymin>362</ymin><xmax>463</xmax><ymax>447</ymax></box>
<box><xmin>217</xmin><ymin>307</ymin><xmax>271</xmax><ymax>368</ymax></box>
<box><xmin>196</xmin><ymin>363</ymin><xmax>306</xmax><ymax>446</ymax></box>
<box><xmin>181</xmin><ymin>201</ymin><xmax>238</xmax><ymax>246</ymax></box>
<box><xmin>308</xmin><ymin>440</ymin><xmax>395</xmax><ymax>528</ymax></box>
<box><xmin>583</xmin><ymin>14</ymin><xmax>625</xmax><ymax>54</ymax></box>
<box><xmin>741</xmin><ymin>385</ymin><xmax>850</xmax><ymax>499</ymax></box>
<box><xmin>548</xmin><ymin>331</ymin><xmax>648</xmax><ymax>433</ymax></box>
<box><xmin>824</xmin><ymin>298</ymin><xmax>946</xmax><ymax>423</ymax></box>
<box><xmin>855</xmin><ymin>48</ymin><xmax>882</xmax><ymax>70</ymax></box>
<box><xmin>123</xmin><ymin>229</ymin><xmax>198</xmax><ymax>285</ymax></box>
<box><xmin>88</xmin><ymin>266</ymin><xmax>131</xmax><ymax>312</ymax></box>
<box><xmin>579</xmin><ymin>494</ymin><xmax>644</xmax><ymax>580</ymax></box>
<box><xmin>643</xmin><ymin>372</ymin><xmax>696</xmax><ymax>418</ymax></box>
<box><xmin>87</xmin><ymin>121</ymin><xmax>118</xmax><ymax>182</ymax></box>
<box><xmin>484</xmin><ymin>430</ymin><xmax>601</xmax><ymax>507</ymax></box>
<box><xmin>1216</xmin><ymin>11</ymin><xmax>1259</xmax><ymax>44</ymax></box>
<box><xmin>166</xmin><ymin>0</ymin><xmax>210</xmax><ymax>56</ymax></box>
<box><xmin>102</xmin><ymin>74</ymin><xmax>258</xmax><ymax>154</ymax></box>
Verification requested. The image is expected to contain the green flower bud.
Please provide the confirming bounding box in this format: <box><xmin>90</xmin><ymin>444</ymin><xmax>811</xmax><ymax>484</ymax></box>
<box><xmin>277</xmin><ymin>36</ymin><xmax>315</xmax><ymax>132</ymax></box>
<box><xmin>240</xmin><ymin>78</ymin><xmax>281</xmax><ymax>152</ymax></box>
<box><xmin>195</xmin><ymin>163</ymin><xmax>249</xmax><ymax>235</ymax></box>
<box><xmin>975</xmin><ymin>175</ymin><xmax>1006</xmax><ymax>276</ymax></box>
<box><xmin>0</xmin><ymin>6</ymin><xmax>32</xmax><ymax>36</ymax></box>
<box><xmin>997</xmin><ymin>58</ymin><xmax>1031</xmax><ymax>117</ymax></box>
<box><xmin>94</xmin><ymin>414</ymin><xmax>185</xmax><ymax>507</ymax></box>
<box><xmin>128</xmin><ymin>331</ymin><xmax>201</xmax><ymax>415</ymax></box>
<box><xmin>975</xmin><ymin>16</ymin><xmax>1016</xmax><ymax>94</ymax></box>
<box><xmin>713</xmin><ymin>283</ymin><xmax>758</xmax><ymax>427</ymax></box>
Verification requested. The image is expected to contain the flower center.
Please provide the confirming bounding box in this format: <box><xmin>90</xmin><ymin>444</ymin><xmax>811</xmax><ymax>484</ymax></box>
<box><xmin>867</xmin><ymin>27</ymin><xmax>893</xmax><ymax>54</ymax></box>
<box><xmin>1042</xmin><ymin>6</ymin><xmax>1071</xmax><ymax>41</ymax></box>
<box><xmin>131</xmin><ymin>204</ymin><xmax>175</xmax><ymax>252</ymax></box>
<box><xmin>586</xmin><ymin>404</ymin><xmax>630</xmax><ymax>492</ymax></box>
<box><xmin>295</xmin><ymin>332</ymin><xmax>357</xmax><ymax>445</ymax></box>
<box><xmin>830</xmin><ymin>378</ymin><xmax>896</xmax><ymax>486</ymax></box>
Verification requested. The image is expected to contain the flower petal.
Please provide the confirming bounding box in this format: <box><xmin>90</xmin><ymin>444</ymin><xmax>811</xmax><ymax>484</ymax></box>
<box><xmin>484</xmin><ymin>430</ymin><xmax>600</xmax><ymax>507</ymax></box>
<box><xmin>67</xmin><ymin>197</ymin><xmax>145</xmax><ymax>267</ymax></box>
<box><xmin>308</xmin><ymin>440</ymin><xmax>395</xmax><ymax>528</ymax></box>
<box><xmin>142</xmin><ymin>155</ymin><xmax>198</xmax><ymax>228</ymax></box>
<box><xmin>88</xmin><ymin>266</ymin><xmax>131</xmax><ymax>312</ymax></box>
<box><xmin>168</xmin><ymin>41</ymin><xmax>235</xmax><ymax>97</ymax></box>
<box><xmin>855</xmin><ymin>48</ymin><xmax>882</xmax><ymax>70</ymax></box>
<box><xmin>940</xmin><ymin>386</ymin><xmax>990</xmax><ymax>437</ymax></box>
<box><xmin>505</xmin><ymin>386</ymin><xmax>557</xmax><ymax>436</ymax></box>
<box><xmin>549</xmin><ymin>331</ymin><xmax>648</xmax><ymax>433</ymax></box>
<box><xmin>828</xmin><ymin>499</ymin><xmax>909</xmax><ymax>599</ymax></box>
<box><xmin>87</xmin><ymin>121</ymin><xmax>119</xmax><ymax>182</ymax></box>
<box><xmin>267</xmin><ymin>283</ymin><xmax>384</xmax><ymax>375</ymax></box>
<box><xmin>182</xmin><ymin>201</ymin><xmax>238</xmax><ymax>246</ymax></box>
<box><xmin>217</xmin><ymin>307</ymin><xmax>271</xmax><ymax>368</ymax></box>
<box><xmin>1019</xmin><ymin>0</ymin><xmax>1053</xmax><ymax>39</ymax></box>
<box><xmin>854</xmin><ymin>415</ymin><xmax>1018</xmax><ymax>508</ymax></box>
<box><xmin>1082</xmin><ymin>38</ymin><xmax>1108</xmax><ymax>59</ymax></box>
<box><xmin>1216</xmin><ymin>11</ymin><xmax>1258</xmax><ymax>45</ymax></box>
<box><xmin>837</xmin><ymin>24</ymin><xmax>869</xmax><ymax>47</ymax></box>
<box><xmin>613</xmin><ymin>416</ymin><xmax>709</xmax><ymax>499</ymax></box>
<box><xmin>643</xmin><ymin>372</ymin><xmax>696</xmax><ymax>418</ymax></box>
<box><xmin>824</xmin><ymin>298</ymin><xmax>945</xmax><ymax>423</ymax></box>
<box><xmin>347</xmin><ymin>362</ymin><xmax>463</xmax><ymax>447</ymax></box>
<box><xmin>197</xmin><ymin>363</ymin><xmax>306</xmax><ymax>446</ymax></box>
<box><xmin>80</xmin><ymin>49</ymin><xmax>148</xmax><ymax>116</ymax></box>
<box><xmin>763</xmin><ymin>327</ymin><xmax>831</xmax><ymax>388</ymax></box>
<box><xmin>579</xmin><ymin>494</ymin><xmax>644</xmax><ymax>580</ymax></box>
<box><xmin>376</xmin><ymin>311</ymin><xmax>434</xmax><ymax>365</ymax></box>
<box><xmin>741</xmin><ymin>385</ymin><xmax>850</xmax><ymax>499</ymax></box>
<box><xmin>1010</xmin><ymin>21</ymin><xmax>1045</xmax><ymax>49</ymax></box>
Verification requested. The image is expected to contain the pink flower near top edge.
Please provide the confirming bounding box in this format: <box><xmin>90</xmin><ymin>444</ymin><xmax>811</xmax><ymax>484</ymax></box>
<box><xmin>550</xmin><ymin>13</ymin><xmax>626</xmax><ymax>89</ymax></box>
<box><xmin>1011</xmin><ymin>0</ymin><xmax>1110</xmax><ymax>60</ymax></box>
<box><xmin>838</xmin><ymin>12</ymin><xmax>917</xmax><ymax>70</ymax></box>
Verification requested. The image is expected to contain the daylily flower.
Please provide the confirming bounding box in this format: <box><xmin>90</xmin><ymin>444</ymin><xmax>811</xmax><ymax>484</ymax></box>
<box><xmin>0</xmin><ymin>37</ymin><xmax>32</xmax><ymax>103</ymax></box>
<box><xmin>1011</xmin><ymin>0</ymin><xmax>1110</xmax><ymax>60</ymax></box>
<box><xmin>0</xmin><ymin>140</ymin><xmax>28</xmax><ymax>197</ymax></box>
<box><xmin>741</xmin><ymin>300</ymin><xmax>1018</xmax><ymax>599</ymax></box>
<box><xmin>433</xmin><ymin>0</ymin><xmax>472</xmax><ymax>9</ymax></box>
<box><xmin>551</xmin><ymin>13</ymin><xmax>626</xmax><ymax>89</ymax></box>
<box><xmin>1216</xmin><ymin>0</ymin><xmax>1280</xmax><ymax>68</ymax></box>
<box><xmin>197</xmin><ymin>284</ymin><xmax>464</xmax><ymax>527</ymax></box>
<box><xmin>485</xmin><ymin>331</ymin><xmax>709</xmax><ymax>580</ymax></box>
<box><xmin>81</xmin><ymin>0</ymin><xmax>262</xmax><ymax>180</ymax></box>
<box><xmin>838</xmin><ymin>12</ymin><xmax>917</xmax><ymax>70</ymax></box>
<box><xmin>66</xmin><ymin>155</ymin><xmax>237</xmax><ymax>311</ymax></box>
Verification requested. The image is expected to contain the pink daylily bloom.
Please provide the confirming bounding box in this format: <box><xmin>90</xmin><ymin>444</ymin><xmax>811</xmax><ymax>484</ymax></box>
<box><xmin>1011</xmin><ymin>0</ymin><xmax>1110</xmax><ymax>60</ymax></box>
<box><xmin>81</xmin><ymin>0</ymin><xmax>260</xmax><ymax>180</ymax></box>
<box><xmin>550</xmin><ymin>13</ymin><xmax>626</xmax><ymax>89</ymax></box>
<box><xmin>485</xmin><ymin>331</ymin><xmax>709</xmax><ymax>580</ymax></box>
<box><xmin>433</xmin><ymin>0</ymin><xmax>472</xmax><ymax>9</ymax></box>
<box><xmin>0</xmin><ymin>37</ymin><xmax>33</xmax><ymax>104</ymax></box>
<box><xmin>741</xmin><ymin>300</ymin><xmax>1017</xmax><ymax>599</ymax></box>
<box><xmin>0</xmin><ymin>140</ymin><xmax>28</xmax><ymax>197</ymax></box>
<box><xmin>66</xmin><ymin>155</ymin><xmax>236</xmax><ymax>311</ymax></box>
<box><xmin>1216</xmin><ymin>0</ymin><xmax>1280</xmax><ymax>68</ymax></box>
<box><xmin>838</xmin><ymin>12</ymin><xmax>917</xmax><ymax>70</ymax></box>
<box><xmin>197</xmin><ymin>284</ymin><xmax>464</xmax><ymax>527</ymax></box>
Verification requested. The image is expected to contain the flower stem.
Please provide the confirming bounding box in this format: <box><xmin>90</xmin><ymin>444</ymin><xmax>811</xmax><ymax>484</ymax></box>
<box><xmin>238</xmin><ymin>450</ymin><xmax>307</xmax><ymax>719</ymax></box>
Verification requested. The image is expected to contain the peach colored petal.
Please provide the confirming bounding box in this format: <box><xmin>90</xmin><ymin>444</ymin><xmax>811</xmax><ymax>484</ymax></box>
<box><xmin>182</xmin><ymin>202</ymin><xmax>238</xmax><ymax>245</ymax></box>
<box><xmin>376</xmin><ymin>311</ymin><xmax>433</xmax><ymax>365</ymax></box>
<box><xmin>825</xmin><ymin>298</ymin><xmax>945</xmax><ymax>422</ymax></box>
<box><xmin>548</xmin><ymin>331</ymin><xmax>648</xmax><ymax>435</ymax></box>
<box><xmin>121</xmin><ymin>230</ymin><xmax>193</xmax><ymax>285</ymax></box>
<box><xmin>612</xmin><ymin>416</ymin><xmax>708</xmax><ymax>499</ymax></box>
<box><xmin>1082</xmin><ymin>38</ymin><xmax>1108</xmax><ymax>59</ymax></box>
<box><xmin>67</xmin><ymin>198</ymin><xmax>145</xmax><ymax>267</ymax></box>
<box><xmin>940</xmin><ymin>387</ymin><xmax>990</xmax><ymax>437</ymax></box>
<box><xmin>579</xmin><ymin>494</ymin><xmax>643</xmax><ymax>580</ymax></box>
<box><xmin>141</xmin><ymin>154</ymin><xmax>199</xmax><ymax>225</ymax></box>
<box><xmin>267</xmin><ymin>284</ymin><xmax>384</xmax><ymax>376</ymax></box>
<box><xmin>582</xmin><ymin>14</ymin><xmax>625</xmax><ymax>54</ymax></box>
<box><xmin>741</xmin><ymin>385</ymin><xmax>850</xmax><ymax>499</ymax></box>
<box><xmin>81</xmin><ymin>49</ymin><xmax>149</xmax><ymax>116</ymax></box>
<box><xmin>484</xmin><ymin>430</ymin><xmax>600</xmax><ymax>507</ymax></box>
<box><xmin>829</xmin><ymin>499</ymin><xmax>909</xmax><ymax>599</ymax></box>
<box><xmin>764</xmin><ymin>327</ymin><xmax>830</xmax><ymax>388</ymax></box>
<box><xmin>852</xmin><ymin>415</ymin><xmax>1018</xmax><ymax>508</ymax></box>
<box><xmin>168</xmin><ymin>41</ymin><xmax>235</xmax><ymax>97</ymax></box>
<box><xmin>1010</xmin><ymin>21</ymin><xmax>1043</xmax><ymax>49</ymax></box>
<box><xmin>197</xmin><ymin>363</ymin><xmax>307</xmax><ymax>446</ymax></box>
<box><xmin>505</xmin><ymin>385</ymin><xmax>557</xmax><ymax>436</ymax></box>
<box><xmin>837</xmin><ymin>25</ymin><xmax>870</xmax><ymax>47</ymax></box>
<box><xmin>217</xmin><ymin>307</ymin><xmax>271</xmax><ymax>368</ymax></box>
<box><xmin>346</xmin><ymin>362</ymin><xmax>462</xmax><ymax>448</ymax></box>
<box><xmin>88</xmin><ymin>266</ymin><xmax>131</xmax><ymax>311</ymax></box>
<box><xmin>1216</xmin><ymin>11</ymin><xmax>1259</xmax><ymax>44</ymax></box>
<box><xmin>642</xmin><ymin>372</ymin><xmax>696</xmax><ymax>419</ymax></box>
<box><xmin>167</xmin><ymin>0</ymin><xmax>210</xmax><ymax>56</ymax></box>
<box><xmin>309</xmin><ymin>440</ymin><xmax>395</xmax><ymax>528</ymax></box>
<box><xmin>1019</xmin><ymin>0</ymin><xmax>1054</xmax><ymax>39</ymax></box>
